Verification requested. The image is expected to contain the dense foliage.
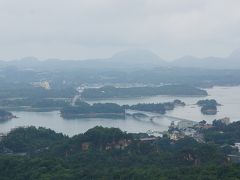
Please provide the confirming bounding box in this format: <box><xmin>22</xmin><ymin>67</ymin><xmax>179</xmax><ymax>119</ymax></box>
<box><xmin>0</xmin><ymin>84</ymin><xmax>75</xmax><ymax>99</ymax></box>
<box><xmin>197</xmin><ymin>99</ymin><xmax>219</xmax><ymax>115</ymax></box>
<box><xmin>201</xmin><ymin>104</ymin><xmax>217</xmax><ymax>115</ymax></box>
<box><xmin>0</xmin><ymin>126</ymin><xmax>67</xmax><ymax>153</ymax></box>
<box><xmin>128</xmin><ymin>103</ymin><xmax>166</xmax><ymax>113</ymax></box>
<box><xmin>61</xmin><ymin>102</ymin><xmax>125</xmax><ymax>118</ymax></box>
<box><xmin>82</xmin><ymin>85</ymin><xmax>207</xmax><ymax>99</ymax></box>
<box><xmin>60</xmin><ymin>100</ymin><xmax>184</xmax><ymax>118</ymax></box>
<box><xmin>0</xmin><ymin>123</ymin><xmax>240</xmax><ymax>179</ymax></box>
<box><xmin>197</xmin><ymin>99</ymin><xmax>219</xmax><ymax>107</ymax></box>
<box><xmin>0</xmin><ymin>98</ymin><xmax>69</xmax><ymax>111</ymax></box>
<box><xmin>203</xmin><ymin>121</ymin><xmax>240</xmax><ymax>145</ymax></box>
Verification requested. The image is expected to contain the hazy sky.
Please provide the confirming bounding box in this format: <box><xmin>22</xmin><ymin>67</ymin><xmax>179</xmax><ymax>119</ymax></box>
<box><xmin>0</xmin><ymin>0</ymin><xmax>240</xmax><ymax>60</ymax></box>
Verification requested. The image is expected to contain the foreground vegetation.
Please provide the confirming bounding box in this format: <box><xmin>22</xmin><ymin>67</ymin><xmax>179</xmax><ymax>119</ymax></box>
<box><xmin>0</xmin><ymin>120</ymin><xmax>240</xmax><ymax>179</ymax></box>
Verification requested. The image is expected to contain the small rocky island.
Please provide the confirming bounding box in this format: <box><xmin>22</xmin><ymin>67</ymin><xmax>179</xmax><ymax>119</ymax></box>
<box><xmin>0</xmin><ymin>109</ymin><xmax>16</xmax><ymax>121</ymax></box>
<box><xmin>197</xmin><ymin>99</ymin><xmax>220</xmax><ymax>115</ymax></box>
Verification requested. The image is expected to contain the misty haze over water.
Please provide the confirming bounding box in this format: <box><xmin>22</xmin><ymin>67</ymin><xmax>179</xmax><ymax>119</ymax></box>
<box><xmin>1</xmin><ymin>1</ymin><xmax>240</xmax><ymax>179</ymax></box>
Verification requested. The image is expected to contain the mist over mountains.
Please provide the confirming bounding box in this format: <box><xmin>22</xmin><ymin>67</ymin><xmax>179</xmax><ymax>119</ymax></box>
<box><xmin>1</xmin><ymin>49</ymin><xmax>240</xmax><ymax>70</ymax></box>
<box><xmin>172</xmin><ymin>49</ymin><xmax>240</xmax><ymax>69</ymax></box>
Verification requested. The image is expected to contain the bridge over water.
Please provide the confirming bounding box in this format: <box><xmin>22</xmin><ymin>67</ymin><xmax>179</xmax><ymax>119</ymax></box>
<box><xmin>125</xmin><ymin>109</ymin><xmax>197</xmax><ymax>124</ymax></box>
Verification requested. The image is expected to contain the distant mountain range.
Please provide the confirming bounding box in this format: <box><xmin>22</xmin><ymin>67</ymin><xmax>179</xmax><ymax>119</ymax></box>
<box><xmin>172</xmin><ymin>49</ymin><xmax>240</xmax><ymax>69</ymax></box>
<box><xmin>0</xmin><ymin>49</ymin><xmax>240</xmax><ymax>70</ymax></box>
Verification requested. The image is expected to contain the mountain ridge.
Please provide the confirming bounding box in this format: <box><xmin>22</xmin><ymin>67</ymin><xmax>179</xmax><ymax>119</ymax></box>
<box><xmin>0</xmin><ymin>48</ymin><xmax>240</xmax><ymax>70</ymax></box>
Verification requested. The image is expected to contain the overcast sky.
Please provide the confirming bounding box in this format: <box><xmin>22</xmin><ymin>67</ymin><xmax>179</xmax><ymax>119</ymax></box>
<box><xmin>0</xmin><ymin>0</ymin><xmax>240</xmax><ymax>60</ymax></box>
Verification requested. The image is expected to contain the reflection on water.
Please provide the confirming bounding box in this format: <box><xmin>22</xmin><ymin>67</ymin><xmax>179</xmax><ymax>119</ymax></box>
<box><xmin>0</xmin><ymin>86</ymin><xmax>240</xmax><ymax>136</ymax></box>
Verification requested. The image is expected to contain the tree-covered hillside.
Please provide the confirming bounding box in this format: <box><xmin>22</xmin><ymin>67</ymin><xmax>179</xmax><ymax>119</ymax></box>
<box><xmin>0</xmin><ymin>122</ymin><xmax>240</xmax><ymax>179</ymax></box>
<box><xmin>82</xmin><ymin>85</ymin><xmax>207</xmax><ymax>99</ymax></box>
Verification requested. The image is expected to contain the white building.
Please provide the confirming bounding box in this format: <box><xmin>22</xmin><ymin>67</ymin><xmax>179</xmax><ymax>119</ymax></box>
<box><xmin>234</xmin><ymin>143</ymin><xmax>240</xmax><ymax>152</ymax></box>
<box><xmin>177</xmin><ymin>120</ymin><xmax>198</xmax><ymax>130</ymax></box>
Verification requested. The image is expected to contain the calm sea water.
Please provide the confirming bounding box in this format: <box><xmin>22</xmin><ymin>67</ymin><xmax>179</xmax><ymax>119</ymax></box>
<box><xmin>1</xmin><ymin>86</ymin><xmax>240</xmax><ymax>136</ymax></box>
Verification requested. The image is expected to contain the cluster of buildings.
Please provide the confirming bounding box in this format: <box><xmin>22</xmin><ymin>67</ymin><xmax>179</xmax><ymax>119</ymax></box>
<box><xmin>167</xmin><ymin>120</ymin><xmax>203</xmax><ymax>142</ymax></box>
<box><xmin>227</xmin><ymin>143</ymin><xmax>240</xmax><ymax>163</ymax></box>
<box><xmin>217</xmin><ymin>117</ymin><xmax>230</xmax><ymax>125</ymax></box>
<box><xmin>166</xmin><ymin>118</ymin><xmax>227</xmax><ymax>142</ymax></box>
<box><xmin>166</xmin><ymin>117</ymin><xmax>231</xmax><ymax>142</ymax></box>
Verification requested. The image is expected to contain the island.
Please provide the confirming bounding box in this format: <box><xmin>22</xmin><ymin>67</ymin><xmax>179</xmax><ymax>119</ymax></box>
<box><xmin>173</xmin><ymin>99</ymin><xmax>186</xmax><ymax>106</ymax></box>
<box><xmin>0</xmin><ymin>98</ymin><xmax>69</xmax><ymax>112</ymax></box>
<box><xmin>61</xmin><ymin>102</ymin><xmax>125</xmax><ymax>119</ymax></box>
<box><xmin>81</xmin><ymin>85</ymin><xmax>207</xmax><ymax>99</ymax></box>
<box><xmin>60</xmin><ymin>100</ymin><xmax>185</xmax><ymax>119</ymax></box>
<box><xmin>0</xmin><ymin>109</ymin><xmax>16</xmax><ymax>121</ymax></box>
<box><xmin>197</xmin><ymin>99</ymin><xmax>220</xmax><ymax>115</ymax></box>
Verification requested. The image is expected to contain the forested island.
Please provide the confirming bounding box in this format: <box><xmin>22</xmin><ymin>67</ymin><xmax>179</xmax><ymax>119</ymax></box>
<box><xmin>0</xmin><ymin>109</ymin><xmax>15</xmax><ymax>121</ymax></box>
<box><xmin>0</xmin><ymin>120</ymin><xmax>240</xmax><ymax>179</ymax></box>
<box><xmin>82</xmin><ymin>85</ymin><xmax>207</xmax><ymax>99</ymax></box>
<box><xmin>0</xmin><ymin>98</ymin><xmax>69</xmax><ymax>112</ymax></box>
<box><xmin>197</xmin><ymin>99</ymin><xmax>220</xmax><ymax>115</ymax></box>
<box><xmin>0</xmin><ymin>84</ymin><xmax>201</xmax><ymax>112</ymax></box>
<box><xmin>60</xmin><ymin>100</ymin><xmax>185</xmax><ymax>119</ymax></box>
